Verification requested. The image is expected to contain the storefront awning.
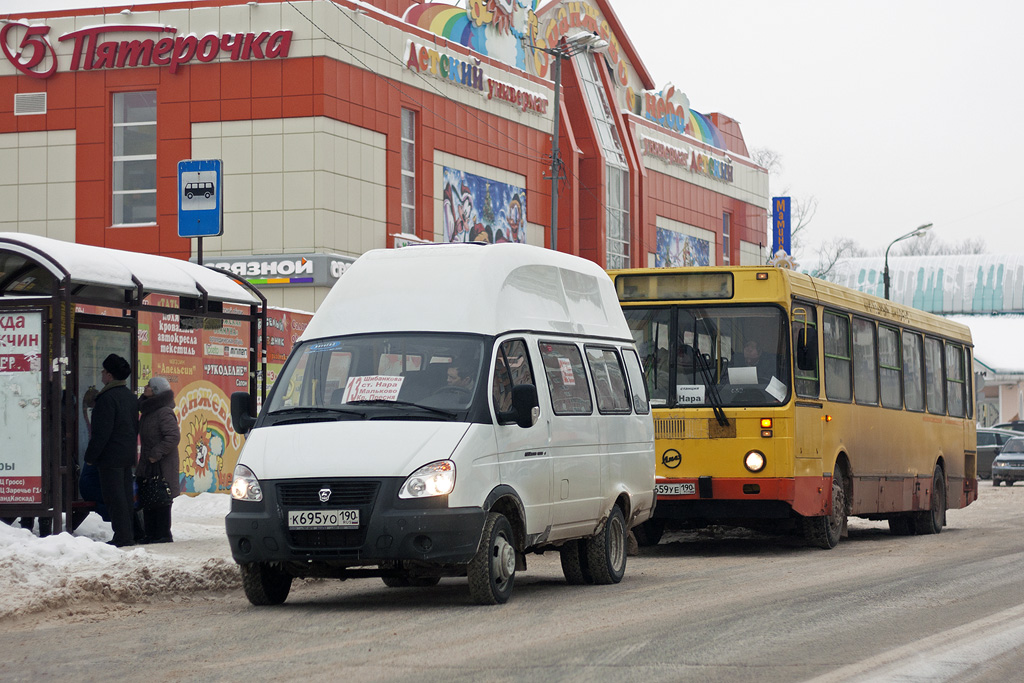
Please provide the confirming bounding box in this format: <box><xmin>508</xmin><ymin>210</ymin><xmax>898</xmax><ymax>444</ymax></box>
<box><xmin>0</xmin><ymin>232</ymin><xmax>259</xmax><ymax>305</ymax></box>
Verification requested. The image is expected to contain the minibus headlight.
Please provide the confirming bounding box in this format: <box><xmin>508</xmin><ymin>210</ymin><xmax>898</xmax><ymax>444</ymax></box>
<box><xmin>399</xmin><ymin>460</ymin><xmax>456</xmax><ymax>499</ymax></box>
<box><xmin>230</xmin><ymin>464</ymin><xmax>263</xmax><ymax>502</ymax></box>
<box><xmin>744</xmin><ymin>450</ymin><xmax>766</xmax><ymax>473</ymax></box>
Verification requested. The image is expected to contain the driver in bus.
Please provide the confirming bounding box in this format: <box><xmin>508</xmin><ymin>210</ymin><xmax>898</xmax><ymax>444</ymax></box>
<box><xmin>739</xmin><ymin>339</ymin><xmax>774</xmax><ymax>382</ymax></box>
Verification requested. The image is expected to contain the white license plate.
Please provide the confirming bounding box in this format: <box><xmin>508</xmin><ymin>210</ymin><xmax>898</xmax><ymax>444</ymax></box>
<box><xmin>656</xmin><ymin>482</ymin><xmax>696</xmax><ymax>496</ymax></box>
<box><xmin>287</xmin><ymin>509</ymin><xmax>360</xmax><ymax>529</ymax></box>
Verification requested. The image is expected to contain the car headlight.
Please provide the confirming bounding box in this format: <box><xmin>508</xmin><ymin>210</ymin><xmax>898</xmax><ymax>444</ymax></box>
<box><xmin>399</xmin><ymin>460</ymin><xmax>456</xmax><ymax>499</ymax></box>
<box><xmin>230</xmin><ymin>464</ymin><xmax>263</xmax><ymax>502</ymax></box>
<box><xmin>744</xmin><ymin>450</ymin><xmax>766</xmax><ymax>473</ymax></box>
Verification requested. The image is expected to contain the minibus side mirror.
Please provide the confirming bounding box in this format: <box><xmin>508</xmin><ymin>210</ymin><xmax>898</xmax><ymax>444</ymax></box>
<box><xmin>231</xmin><ymin>391</ymin><xmax>257</xmax><ymax>435</ymax></box>
<box><xmin>511</xmin><ymin>384</ymin><xmax>539</xmax><ymax>429</ymax></box>
<box><xmin>796</xmin><ymin>333</ymin><xmax>818</xmax><ymax>372</ymax></box>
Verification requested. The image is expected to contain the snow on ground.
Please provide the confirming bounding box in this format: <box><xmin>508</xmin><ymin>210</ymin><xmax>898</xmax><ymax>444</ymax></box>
<box><xmin>0</xmin><ymin>493</ymin><xmax>241</xmax><ymax>621</ymax></box>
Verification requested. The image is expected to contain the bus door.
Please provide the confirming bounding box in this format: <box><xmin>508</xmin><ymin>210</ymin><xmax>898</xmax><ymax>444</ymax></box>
<box><xmin>792</xmin><ymin>306</ymin><xmax>825</xmax><ymax>466</ymax></box>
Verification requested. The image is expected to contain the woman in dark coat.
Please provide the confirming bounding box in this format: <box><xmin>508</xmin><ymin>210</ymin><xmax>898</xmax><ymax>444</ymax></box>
<box><xmin>137</xmin><ymin>376</ymin><xmax>181</xmax><ymax>543</ymax></box>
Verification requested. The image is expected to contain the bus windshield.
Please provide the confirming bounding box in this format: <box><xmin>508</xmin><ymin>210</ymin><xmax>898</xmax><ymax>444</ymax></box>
<box><xmin>623</xmin><ymin>304</ymin><xmax>790</xmax><ymax>408</ymax></box>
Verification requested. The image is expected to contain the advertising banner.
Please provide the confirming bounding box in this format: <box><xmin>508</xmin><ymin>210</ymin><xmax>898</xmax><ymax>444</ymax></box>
<box><xmin>442</xmin><ymin>167</ymin><xmax>526</xmax><ymax>244</ymax></box>
<box><xmin>0</xmin><ymin>311</ymin><xmax>43</xmax><ymax>504</ymax></box>
<box><xmin>656</xmin><ymin>228</ymin><xmax>710</xmax><ymax>267</ymax></box>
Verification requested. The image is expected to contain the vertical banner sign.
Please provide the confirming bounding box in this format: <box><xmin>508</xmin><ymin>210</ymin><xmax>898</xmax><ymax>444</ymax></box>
<box><xmin>178</xmin><ymin>159</ymin><xmax>224</xmax><ymax>238</ymax></box>
<box><xmin>773</xmin><ymin>196</ymin><xmax>791</xmax><ymax>254</ymax></box>
<box><xmin>0</xmin><ymin>311</ymin><xmax>43</xmax><ymax>504</ymax></box>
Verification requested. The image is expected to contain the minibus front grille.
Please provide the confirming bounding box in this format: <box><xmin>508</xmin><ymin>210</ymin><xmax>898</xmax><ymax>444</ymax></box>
<box><xmin>277</xmin><ymin>480</ymin><xmax>380</xmax><ymax>506</ymax></box>
<box><xmin>288</xmin><ymin>528</ymin><xmax>368</xmax><ymax>550</ymax></box>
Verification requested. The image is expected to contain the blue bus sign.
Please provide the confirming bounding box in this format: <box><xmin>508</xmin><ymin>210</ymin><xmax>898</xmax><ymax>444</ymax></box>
<box><xmin>772</xmin><ymin>196</ymin><xmax>791</xmax><ymax>255</ymax></box>
<box><xmin>178</xmin><ymin>159</ymin><xmax>223</xmax><ymax>238</ymax></box>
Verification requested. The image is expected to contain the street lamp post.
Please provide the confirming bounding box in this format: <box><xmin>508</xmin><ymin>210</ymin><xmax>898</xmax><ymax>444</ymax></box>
<box><xmin>526</xmin><ymin>32</ymin><xmax>608</xmax><ymax>251</ymax></box>
<box><xmin>884</xmin><ymin>223</ymin><xmax>933</xmax><ymax>300</ymax></box>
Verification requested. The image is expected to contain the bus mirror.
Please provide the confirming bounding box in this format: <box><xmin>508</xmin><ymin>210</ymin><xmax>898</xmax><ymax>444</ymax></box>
<box><xmin>796</xmin><ymin>334</ymin><xmax>818</xmax><ymax>372</ymax></box>
<box><xmin>231</xmin><ymin>391</ymin><xmax>257</xmax><ymax>435</ymax></box>
<box><xmin>511</xmin><ymin>384</ymin><xmax>539</xmax><ymax>428</ymax></box>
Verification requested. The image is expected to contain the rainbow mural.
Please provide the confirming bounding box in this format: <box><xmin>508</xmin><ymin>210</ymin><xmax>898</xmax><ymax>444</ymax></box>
<box><xmin>404</xmin><ymin>1</ymin><xmax>540</xmax><ymax>70</ymax></box>
<box><xmin>688</xmin><ymin>109</ymin><xmax>726</xmax><ymax>150</ymax></box>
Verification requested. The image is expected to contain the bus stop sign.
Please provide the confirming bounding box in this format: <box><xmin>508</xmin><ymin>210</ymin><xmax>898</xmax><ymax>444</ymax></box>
<box><xmin>178</xmin><ymin>159</ymin><xmax>223</xmax><ymax>237</ymax></box>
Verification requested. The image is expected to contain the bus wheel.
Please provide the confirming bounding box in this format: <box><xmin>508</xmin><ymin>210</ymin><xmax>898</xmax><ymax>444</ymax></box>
<box><xmin>914</xmin><ymin>466</ymin><xmax>945</xmax><ymax>535</ymax></box>
<box><xmin>888</xmin><ymin>515</ymin><xmax>915</xmax><ymax>536</ymax></box>
<box><xmin>467</xmin><ymin>512</ymin><xmax>516</xmax><ymax>605</ymax></box>
<box><xmin>559</xmin><ymin>539</ymin><xmax>593</xmax><ymax>585</ymax></box>
<box><xmin>802</xmin><ymin>471</ymin><xmax>846</xmax><ymax>549</ymax></box>
<box><xmin>632</xmin><ymin>518</ymin><xmax>665</xmax><ymax>547</ymax></box>
<box><xmin>584</xmin><ymin>506</ymin><xmax>627</xmax><ymax>584</ymax></box>
<box><xmin>240</xmin><ymin>562</ymin><xmax>292</xmax><ymax>606</ymax></box>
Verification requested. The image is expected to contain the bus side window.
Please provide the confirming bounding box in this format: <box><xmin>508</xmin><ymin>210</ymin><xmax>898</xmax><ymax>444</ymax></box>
<box><xmin>793</xmin><ymin>306</ymin><xmax>819</xmax><ymax>399</ymax></box>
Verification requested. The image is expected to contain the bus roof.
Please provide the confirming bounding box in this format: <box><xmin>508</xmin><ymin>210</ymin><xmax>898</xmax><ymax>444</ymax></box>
<box><xmin>302</xmin><ymin>243</ymin><xmax>632</xmax><ymax>341</ymax></box>
<box><xmin>609</xmin><ymin>266</ymin><xmax>973</xmax><ymax>345</ymax></box>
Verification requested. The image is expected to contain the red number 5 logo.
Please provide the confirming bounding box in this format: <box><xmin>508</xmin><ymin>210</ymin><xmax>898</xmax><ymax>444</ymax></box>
<box><xmin>1</xmin><ymin>22</ymin><xmax>57</xmax><ymax>79</ymax></box>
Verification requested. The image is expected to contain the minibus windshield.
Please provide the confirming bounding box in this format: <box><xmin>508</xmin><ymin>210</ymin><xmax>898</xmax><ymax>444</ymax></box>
<box><xmin>623</xmin><ymin>304</ymin><xmax>791</xmax><ymax>407</ymax></box>
<box><xmin>266</xmin><ymin>333</ymin><xmax>487</xmax><ymax>418</ymax></box>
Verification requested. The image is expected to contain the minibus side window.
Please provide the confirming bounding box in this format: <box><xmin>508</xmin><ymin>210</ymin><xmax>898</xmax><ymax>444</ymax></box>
<box><xmin>539</xmin><ymin>342</ymin><xmax>593</xmax><ymax>415</ymax></box>
<box><xmin>620</xmin><ymin>348</ymin><xmax>650</xmax><ymax>415</ymax></box>
<box><xmin>585</xmin><ymin>346</ymin><xmax>631</xmax><ymax>414</ymax></box>
<box><xmin>492</xmin><ymin>339</ymin><xmax>535</xmax><ymax>423</ymax></box>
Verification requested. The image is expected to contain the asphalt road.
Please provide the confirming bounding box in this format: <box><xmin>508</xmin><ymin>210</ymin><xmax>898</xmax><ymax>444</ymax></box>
<box><xmin>3</xmin><ymin>484</ymin><xmax>1024</xmax><ymax>683</ymax></box>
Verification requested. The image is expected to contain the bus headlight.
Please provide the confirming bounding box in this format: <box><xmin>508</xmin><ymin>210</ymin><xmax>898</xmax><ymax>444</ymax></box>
<box><xmin>399</xmin><ymin>460</ymin><xmax>456</xmax><ymax>499</ymax></box>
<box><xmin>230</xmin><ymin>464</ymin><xmax>263</xmax><ymax>501</ymax></box>
<box><xmin>744</xmin><ymin>450</ymin><xmax>766</xmax><ymax>473</ymax></box>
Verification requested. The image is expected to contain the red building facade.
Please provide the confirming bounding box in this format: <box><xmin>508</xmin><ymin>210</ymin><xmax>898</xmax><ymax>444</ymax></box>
<box><xmin>0</xmin><ymin>0</ymin><xmax>769</xmax><ymax>311</ymax></box>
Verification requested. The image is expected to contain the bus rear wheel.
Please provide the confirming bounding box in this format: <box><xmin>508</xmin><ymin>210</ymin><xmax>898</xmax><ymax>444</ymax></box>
<box><xmin>632</xmin><ymin>518</ymin><xmax>665</xmax><ymax>547</ymax></box>
<box><xmin>802</xmin><ymin>470</ymin><xmax>846</xmax><ymax>549</ymax></box>
<box><xmin>914</xmin><ymin>467</ymin><xmax>945</xmax><ymax>535</ymax></box>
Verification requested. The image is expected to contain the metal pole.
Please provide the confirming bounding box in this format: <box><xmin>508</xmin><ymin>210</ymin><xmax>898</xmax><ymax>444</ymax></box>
<box><xmin>884</xmin><ymin>245</ymin><xmax>892</xmax><ymax>300</ymax></box>
<box><xmin>549</xmin><ymin>50</ymin><xmax>562</xmax><ymax>252</ymax></box>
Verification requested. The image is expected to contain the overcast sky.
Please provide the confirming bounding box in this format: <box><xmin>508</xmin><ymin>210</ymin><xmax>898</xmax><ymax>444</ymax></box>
<box><xmin>613</xmin><ymin>0</ymin><xmax>1024</xmax><ymax>261</ymax></box>
<box><xmin>9</xmin><ymin>0</ymin><xmax>1023</xmax><ymax>262</ymax></box>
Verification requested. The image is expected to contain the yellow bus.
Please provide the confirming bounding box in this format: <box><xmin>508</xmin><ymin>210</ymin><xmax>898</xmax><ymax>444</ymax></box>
<box><xmin>609</xmin><ymin>266</ymin><xmax>977</xmax><ymax>548</ymax></box>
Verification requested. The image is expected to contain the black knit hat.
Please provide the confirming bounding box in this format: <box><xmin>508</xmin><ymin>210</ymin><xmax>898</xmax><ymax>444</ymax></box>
<box><xmin>102</xmin><ymin>354</ymin><xmax>131</xmax><ymax>381</ymax></box>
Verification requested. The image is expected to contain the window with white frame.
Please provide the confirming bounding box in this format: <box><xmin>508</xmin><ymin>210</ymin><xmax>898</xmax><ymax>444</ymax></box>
<box><xmin>576</xmin><ymin>53</ymin><xmax>630</xmax><ymax>268</ymax></box>
<box><xmin>401</xmin><ymin>108</ymin><xmax>416</xmax><ymax>234</ymax></box>
<box><xmin>112</xmin><ymin>91</ymin><xmax>157</xmax><ymax>226</ymax></box>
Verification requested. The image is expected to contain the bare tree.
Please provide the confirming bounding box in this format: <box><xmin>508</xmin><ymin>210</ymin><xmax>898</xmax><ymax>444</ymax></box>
<box><xmin>895</xmin><ymin>233</ymin><xmax>987</xmax><ymax>256</ymax></box>
<box><xmin>751</xmin><ymin>146</ymin><xmax>817</xmax><ymax>253</ymax></box>
<box><xmin>812</xmin><ymin>237</ymin><xmax>866</xmax><ymax>281</ymax></box>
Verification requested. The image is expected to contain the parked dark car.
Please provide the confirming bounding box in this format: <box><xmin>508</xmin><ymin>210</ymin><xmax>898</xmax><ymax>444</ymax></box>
<box><xmin>993</xmin><ymin>421</ymin><xmax>1024</xmax><ymax>433</ymax></box>
<box><xmin>977</xmin><ymin>427</ymin><xmax>1021</xmax><ymax>479</ymax></box>
<box><xmin>992</xmin><ymin>436</ymin><xmax>1024</xmax><ymax>486</ymax></box>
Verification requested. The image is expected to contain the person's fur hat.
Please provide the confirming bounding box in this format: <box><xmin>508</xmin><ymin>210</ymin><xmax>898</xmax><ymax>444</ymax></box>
<box><xmin>147</xmin><ymin>376</ymin><xmax>171</xmax><ymax>395</ymax></box>
<box><xmin>102</xmin><ymin>354</ymin><xmax>132</xmax><ymax>381</ymax></box>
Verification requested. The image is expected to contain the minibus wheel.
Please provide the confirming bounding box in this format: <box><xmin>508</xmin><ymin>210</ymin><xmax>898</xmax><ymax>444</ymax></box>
<box><xmin>559</xmin><ymin>539</ymin><xmax>593</xmax><ymax>585</ymax></box>
<box><xmin>468</xmin><ymin>512</ymin><xmax>516</xmax><ymax>605</ymax></box>
<box><xmin>584</xmin><ymin>506</ymin><xmax>627</xmax><ymax>584</ymax></box>
<box><xmin>913</xmin><ymin>466</ymin><xmax>945</xmax><ymax>535</ymax></box>
<box><xmin>240</xmin><ymin>562</ymin><xmax>292</xmax><ymax>606</ymax></box>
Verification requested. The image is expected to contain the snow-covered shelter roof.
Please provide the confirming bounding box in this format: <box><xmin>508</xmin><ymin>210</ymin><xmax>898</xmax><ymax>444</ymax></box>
<box><xmin>0</xmin><ymin>233</ymin><xmax>259</xmax><ymax>305</ymax></box>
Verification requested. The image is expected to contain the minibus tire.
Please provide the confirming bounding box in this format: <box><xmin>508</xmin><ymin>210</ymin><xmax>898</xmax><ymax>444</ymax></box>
<box><xmin>468</xmin><ymin>512</ymin><xmax>516</xmax><ymax>605</ymax></box>
<box><xmin>913</xmin><ymin>467</ymin><xmax>945</xmax><ymax>535</ymax></box>
<box><xmin>560</xmin><ymin>540</ymin><xmax>594</xmax><ymax>585</ymax></box>
<box><xmin>240</xmin><ymin>562</ymin><xmax>292</xmax><ymax>606</ymax></box>
<box><xmin>584</xmin><ymin>506</ymin><xmax>627</xmax><ymax>585</ymax></box>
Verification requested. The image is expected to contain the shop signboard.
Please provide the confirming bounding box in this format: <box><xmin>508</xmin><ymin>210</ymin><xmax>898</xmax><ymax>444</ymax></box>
<box><xmin>773</xmin><ymin>196</ymin><xmax>791</xmax><ymax>255</ymax></box>
<box><xmin>0</xmin><ymin>311</ymin><xmax>43</xmax><ymax>504</ymax></box>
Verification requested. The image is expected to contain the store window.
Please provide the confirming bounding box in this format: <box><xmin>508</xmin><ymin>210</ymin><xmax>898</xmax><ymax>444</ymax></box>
<box><xmin>576</xmin><ymin>53</ymin><xmax>630</xmax><ymax>268</ymax></box>
<box><xmin>722</xmin><ymin>212</ymin><xmax>731</xmax><ymax>265</ymax></box>
<box><xmin>401</xmin><ymin>108</ymin><xmax>416</xmax><ymax>234</ymax></box>
<box><xmin>112</xmin><ymin>91</ymin><xmax>156</xmax><ymax>226</ymax></box>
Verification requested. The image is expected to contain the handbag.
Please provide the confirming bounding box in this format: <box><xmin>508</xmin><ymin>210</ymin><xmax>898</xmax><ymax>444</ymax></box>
<box><xmin>137</xmin><ymin>475</ymin><xmax>172</xmax><ymax>510</ymax></box>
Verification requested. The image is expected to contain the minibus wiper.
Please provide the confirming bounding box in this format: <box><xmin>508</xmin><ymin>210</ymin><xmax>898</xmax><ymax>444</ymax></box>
<box><xmin>346</xmin><ymin>399</ymin><xmax>457</xmax><ymax>419</ymax></box>
<box><xmin>691</xmin><ymin>346</ymin><xmax>729</xmax><ymax>427</ymax></box>
<box><xmin>269</xmin><ymin>406</ymin><xmax>365</xmax><ymax>418</ymax></box>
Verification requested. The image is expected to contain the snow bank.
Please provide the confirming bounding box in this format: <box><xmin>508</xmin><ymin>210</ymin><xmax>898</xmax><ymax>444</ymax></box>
<box><xmin>0</xmin><ymin>493</ymin><xmax>240</xmax><ymax>620</ymax></box>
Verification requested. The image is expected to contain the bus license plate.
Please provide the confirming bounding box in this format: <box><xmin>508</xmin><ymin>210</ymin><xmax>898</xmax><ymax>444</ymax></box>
<box><xmin>288</xmin><ymin>509</ymin><xmax>360</xmax><ymax>529</ymax></box>
<box><xmin>656</xmin><ymin>483</ymin><xmax>696</xmax><ymax>496</ymax></box>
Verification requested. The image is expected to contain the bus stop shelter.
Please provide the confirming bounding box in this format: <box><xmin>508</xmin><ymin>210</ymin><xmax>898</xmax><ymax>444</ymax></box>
<box><xmin>0</xmin><ymin>232</ymin><xmax>266</xmax><ymax>535</ymax></box>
